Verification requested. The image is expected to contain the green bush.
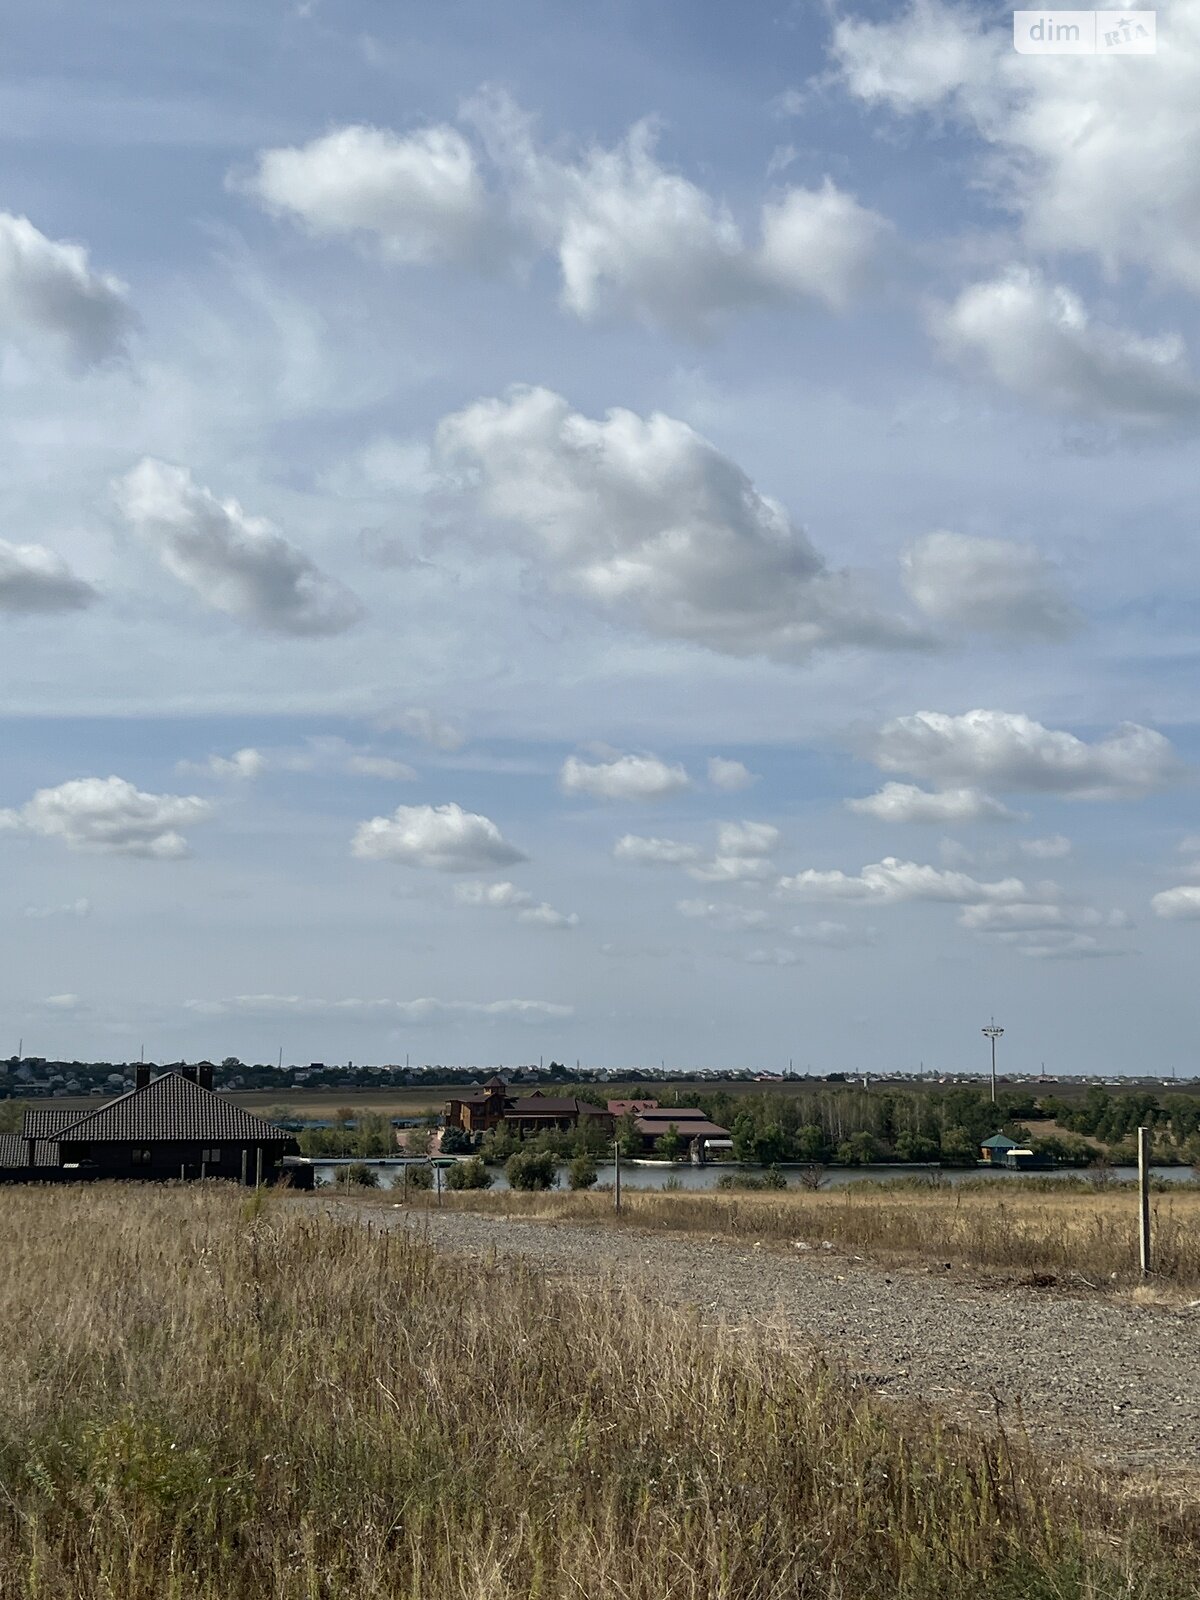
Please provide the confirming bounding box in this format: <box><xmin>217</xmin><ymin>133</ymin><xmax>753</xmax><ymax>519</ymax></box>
<box><xmin>445</xmin><ymin>1157</ymin><xmax>492</xmax><ymax>1191</ymax></box>
<box><xmin>567</xmin><ymin>1155</ymin><xmax>598</xmax><ymax>1190</ymax></box>
<box><xmin>402</xmin><ymin>1162</ymin><xmax>433</xmax><ymax>1191</ymax></box>
<box><xmin>505</xmin><ymin>1150</ymin><xmax>558</xmax><ymax>1191</ymax></box>
<box><xmin>335</xmin><ymin>1162</ymin><xmax>380</xmax><ymax>1189</ymax></box>
<box><xmin>439</xmin><ymin>1126</ymin><xmax>474</xmax><ymax>1155</ymax></box>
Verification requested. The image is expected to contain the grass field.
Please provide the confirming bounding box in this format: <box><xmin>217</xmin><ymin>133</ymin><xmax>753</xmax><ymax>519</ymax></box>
<box><xmin>352</xmin><ymin>1177</ymin><xmax>1200</xmax><ymax>1292</ymax></box>
<box><xmin>0</xmin><ymin>1184</ymin><xmax>1197</xmax><ymax>1598</ymax></box>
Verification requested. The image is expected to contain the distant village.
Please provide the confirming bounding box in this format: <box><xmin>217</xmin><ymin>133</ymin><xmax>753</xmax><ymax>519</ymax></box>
<box><xmin>3</xmin><ymin>1053</ymin><xmax>1196</xmax><ymax>1102</ymax></box>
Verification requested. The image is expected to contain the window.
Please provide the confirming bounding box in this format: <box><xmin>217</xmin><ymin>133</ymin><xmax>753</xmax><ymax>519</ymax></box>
<box><xmin>131</xmin><ymin>1148</ymin><xmax>152</xmax><ymax>1166</ymax></box>
<box><xmin>201</xmin><ymin>1147</ymin><xmax>221</xmax><ymax>1163</ymax></box>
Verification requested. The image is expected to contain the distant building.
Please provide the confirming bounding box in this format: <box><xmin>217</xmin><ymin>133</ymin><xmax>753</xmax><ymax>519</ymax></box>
<box><xmin>979</xmin><ymin>1133</ymin><xmax>1019</xmax><ymax>1164</ymax></box>
<box><xmin>607</xmin><ymin>1098</ymin><xmax>660</xmax><ymax>1118</ymax></box>
<box><xmin>0</xmin><ymin>1066</ymin><xmax>306</xmax><ymax>1185</ymax></box>
<box><xmin>631</xmin><ymin>1106</ymin><xmax>731</xmax><ymax>1159</ymax></box>
<box><xmin>444</xmin><ymin>1077</ymin><xmax>613</xmax><ymax>1140</ymax></box>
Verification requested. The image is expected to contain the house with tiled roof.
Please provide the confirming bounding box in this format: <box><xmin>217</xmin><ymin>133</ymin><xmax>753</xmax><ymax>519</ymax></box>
<box><xmin>0</xmin><ymin>1065</ymin><xmax>305</xmax><ymax>1186</ymax></box>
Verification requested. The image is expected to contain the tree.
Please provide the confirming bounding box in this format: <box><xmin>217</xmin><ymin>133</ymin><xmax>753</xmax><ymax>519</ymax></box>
<box><xmin>445</xmin><ymin>1157</ymin><xmax>492</xmax><ymax>1190</ymax></box>
<box><xmin>568</xmin><ymin>1154</ymin><xmax>599</xmax><ymax>1190</ymax></box>
<box><xmin>795</xmin><ymin>1123</ymin><xmax>829</xmax><ymax>1163</ymax></box>
<box><xmin>656</xmin><ymin>1124</ymin><xmax>684</xmax><ymax>1162</ymax></box>
<box><xmin>615</xmin><ymin>1112</ymin><xmax>641</xmax><ymax>1160</ymax></box>
<box><xmin>404</xmin><ymin>1125</ymin><xmax>433</xmax><ymax>1156</ymax></box>
<box><xmin>505</xmin><ymin>1150</ymin><xmax>557</xmax><ymax>1190</ymax></box>
<box><xmin>334</xmin><ymin>1106</ymin><xmax>356</xmax><ymax>1128</ymax></box>
<box><xmin>334</xmin><ymin>1162</ymin><xmax>379</xmax><ymax>1188</ymax></box>
<box><xmin>221</xmin><ymin>1056</ymin><xmax>243</xmax><ymax>1071</ymax></box>
<box><xmin>439</xmin><ymin>1125</ymin><xmax>474</xmax><ymax>1155</ymax></box>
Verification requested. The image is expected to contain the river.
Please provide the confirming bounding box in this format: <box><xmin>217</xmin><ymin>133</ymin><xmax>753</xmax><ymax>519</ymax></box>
<box><xmin>309</xmin><ymin>1159</ymin><xmax>1196</xmax><ymax>1192</ymax></box>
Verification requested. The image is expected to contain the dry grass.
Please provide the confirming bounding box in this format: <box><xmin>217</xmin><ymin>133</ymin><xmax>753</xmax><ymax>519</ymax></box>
<box><xmin>371</xmin><ymin>1177</ymin><xmax>1200</xmax><ymax>1290</ymax></box>
<box><xmin>1</xmin><ymin>1184</ymin><xmax>1198</xmax><ymax>1598</ymax></box>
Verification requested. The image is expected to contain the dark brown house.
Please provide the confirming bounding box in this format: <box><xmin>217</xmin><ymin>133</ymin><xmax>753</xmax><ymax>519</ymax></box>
<box><xmin>444</xmin><ymin>1077</ymin><xmax>613</xmax><ymax>1141</ymax></box>
<box><xmin>0</xmin><ymin>1066</ymin><xmax>305</xmax><ymax>1185</ymax></box>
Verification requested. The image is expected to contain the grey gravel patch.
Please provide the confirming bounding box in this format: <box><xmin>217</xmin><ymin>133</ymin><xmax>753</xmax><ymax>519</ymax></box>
<box><xmin>335</xmin><ymin>1203</ymin><xmax>1200</xmax><ymax>1476</ymax></box>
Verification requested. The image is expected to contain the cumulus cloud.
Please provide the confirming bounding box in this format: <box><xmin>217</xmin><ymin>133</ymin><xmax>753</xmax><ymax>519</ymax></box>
<box><xmin>1152</xmin><ymin>886</ymin><xmax>1200</xmax><ymax>920</ymax></box>
<box><xmin>113</xmin><ymin>458</ymin><xmax>363</xmax><ymax>636</ymax></box>
<box><xmin>614</xmin><ymin>834</ymin><xmax>702</xmax><ymax>866</ymax></box>
<box><xmin>0</xmin><ymin>775</ymin><xmax>211</xmax><ymax>858</ymax></box>
<box><xmin>184</xmin><ymin>747</ymin><xmax>267</xmax><ymax>780</ymax></box>
<box><xmin>872</xmin><ymin>709</ymin><xmax>1180</xmax><ymax>800</ymax></box>
<box><xmin>958</xmin><ymin>901</ymin><xmax>1126</xmax><ymax>934</ymax></box>
<box><xmin>707</xmin><ymin>756</ymin><xmax>757</xmax><ymax>791</ymax></box>
<box><xmin>187</xmin><ymin>993</ymin><xmax>572</xmax><ymax>1022</ymax></box>
<box><xmin>384</xmin><ymin>707</ymin><xmax>466</xmax><ymax>751</ymax></box>
<box><xmin>351</xmin><ymin>801</ymin><xmax>526</xmax><ymax>871</ymax></box>
<box><xmin>676</xmin><ymin>898</ymin><xmax>770</xmax><ymax>930</ymax></box>
<box><xmin>0</xmin><ymin>540</ymin><xmax>98</xmax><ymax>614</ymax></box>
<box><xmin>454</xmin><ymin>879</ymin><xmax>578</xmax><ymax>928</ymax></box>
<box><xmin>846</xmin><ymin>782</ymin><xmax>1019</xmax><ymax>824</ymax></box>
<box><xmin>181</xmin><ymin>740</ymin><xmax>415</xmax><ymax>783</ymax></box>
<box><xmin>777</xmin><ymin>856</ymin><xmax>1029</xmax><ymax>905</ymax></box>
<box><xmin>239</xmin><ymin>123</ymin><xmax>496</xmax><ymax>264</ymax></box>
<box><xmin>561</xmin><ymin>752</ymin><xmax>690</xmax><ymax>801</ymax></box>
<box><xmin>901</xmin><ymin>531</ymin><xmax>1079</xmax><ymax>640</ymax></box>
<box><xmin>1020</xmin><ymin>835</ymin><xmax>1072</xmax><ymax>860</ymax></box>
<box><xmin>688</xmin><ymin>820</ymin><xmax>781</xmax><ymax>883</ymax></box>
<box><xmin>834</xmin><ymin>0</ymin><xmax>1200</xmax><ymax>299</ymax></box>
<box><xmin>0</xmin><ymin>212</ymin><xmax>133</xmax><ymax>366</ymax></box>
<box><xmin>436</xmin><ymin>386</ymin><xmax>924</xmax><ymax>661</ymax></box>
<box><xmin>932</xmin><ymin>269</ymin><xmax>1200</xmax><ymax>427</ymax></box>
<box><xmin>246</xmin><ymin>99</ymin><xmax>889</xmax><ymax>336</ymax></box>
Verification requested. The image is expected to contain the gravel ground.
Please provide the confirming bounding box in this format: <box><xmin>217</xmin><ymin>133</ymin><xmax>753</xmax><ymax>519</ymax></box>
<box><xmin>334</xmin><ymin>1202</ymin><xmax>1200</xmax><ymax>1477</ymax></box>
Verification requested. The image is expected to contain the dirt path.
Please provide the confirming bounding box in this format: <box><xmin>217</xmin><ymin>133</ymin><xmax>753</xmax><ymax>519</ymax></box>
<box><xmin>335</xmin><ymin>1203</ymin><xmax>1200</xmax><ymax>1477</ymax></box>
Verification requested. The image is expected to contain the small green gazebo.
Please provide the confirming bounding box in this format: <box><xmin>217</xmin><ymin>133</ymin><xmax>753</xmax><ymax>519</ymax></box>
<box><xmin>979</xmin><ymin>1133</ymin><xmax>1019</xmax><ymax>1164</ymax></box>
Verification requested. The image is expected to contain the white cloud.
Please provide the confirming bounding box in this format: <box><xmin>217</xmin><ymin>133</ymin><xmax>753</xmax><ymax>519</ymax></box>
<box><xmin>958</xmin><ymin>901</ymin><xmax>1124</xmax><ymax>934</ymax></box>
<box><xmin>41</xmin><ymin>993</ymin><xmax>84</xmax><ymax>1011</ymax></box>
<box><xmin>345</xmin><ymin>754</ymin><xmax>418</xmax><ymax>781</ymax></box>
<box><xmin>745</xmin><ymin>946</ymin><xmax>805</xmax><ymax>967</ymax></box>
<box><xmin>0</xmin><ymin>212</ymin><xmax>132</xmax><ymax>366</ymax></box>
<box><xmin>186</xmin><ymin>747</ymin><xmax>267</xmax><ymax>780</ymax></box>
<box><xmin>932</xmin><ymin>269</ymin><xmax>1200</xmax><ymax>427</ymax></box>
<box><xmin>1152</xmin><ymin>886</ymin><xmax>1200</xmax><ymax>920</ymax></box>
<box><xmin>0</xmin><ymin>540</ymin><xmax>98</xmax><ymax>614</ymax></box>
<box><xmin>23</xmin><ymin>897</ymin><xmax>91</xmax><ymax>919</ymax></box>
<box><xmin>614</xmin><ymin>834</ymin><xmax>702</xmax><ymax>866</ymax></box>
<box><xmin>847</xmin><ymin>782</ymin><xmax>1019</xmax><ymax>824</ymax></box>
<box><xmin>351</xmin><ymin>801</ymin><xmax>526</xmax><ymax>871</ymax></box>
<box><xmin>517</xmin><ymin>902</ymin><xmax>580</xmax><ymax>929</ymax></box>
<box><xmin>561</xmin><ymin>752</ymin><xmax>689</xmax><ymax>801</ymax></box>
<box><xmin>688</xmin><ymin>819</ymin><xmax>781</xmax><ymax>883</ymax></box>
<box><xmin>676</xmin><ymin>898</ymin><xmax>770</xmax><ymax>930</ymax></box>
<box><xmin>187</xmin><ymin>993</ymin><xmax>572</xmax><ymax>1022</ymax></box>
<box><xmin>436</xmin><ymin>385</ymin><xmax>924</xmax><ymax>661</ymax></box>
<box><xmin>384</xmin><ymin>707</ymin><xmax>466</xmax><ymax>751</ymax></box>
<box><xmin>1020</xmin><ymin>835</ymin><xmax>1072</xmax><ymax>860</ymax></box>
<box><xmin>0</xmin><ymin>775</ymin><xmax>212</xmax><ymax>858</ymax></box>
<box><xmin>113</xmin><ymin>458</ymin><xmax>363</xmax><ymax>636</ymax></box>
<box><xmin>872</xmin><ymin>710</ymin><xmax>1180</xmax><ymax>799</ymax></box>
<box><xmin>454</xmin><ymin>879</ymin><xmax>578</xmax><ymax>927</ymax></box>
<box><xmin>777</xmin><ymin>856</ymin><xmax>1029</xmax><ymax>905</ymax></box>
<box><xmin>239</xmin><ymin>123</ymin><xmax>495</xmax><ymax>264</ymax></box>
<box><xmin>707</xmin><ymin>756</ymin><xmax>757</xmax><ymax>791</ymax></box>
<box><xmin>833</xmin><ymin>0</ymin><xmax>1200</xmax><ymax>298</ymax></box>
<box><xmin>901</xmin><ymin>531</ymin><xmax>1079</xmax><ymax>640</ymax></box>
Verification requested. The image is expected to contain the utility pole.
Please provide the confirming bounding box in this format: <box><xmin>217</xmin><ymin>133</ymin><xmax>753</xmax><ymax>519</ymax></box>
<box><xmin>982</xmin><ymin>1020</ymin><xmax>1004</xmax><ymax>1105</ymax></box>
<box><xmin>277</xmin><ymin>1045</ymin><xmax>282</xmax><ymax>1070</ymax></box>
<box><xmin>613</xmin><ymin>1137</ymin><xmax>622</xmax><ymax>1214</ymax></box>
<box><xmin>1138</xmin><ymin>1125</ymin><xmax>1152</xmax><ymax>1275</ymax></box>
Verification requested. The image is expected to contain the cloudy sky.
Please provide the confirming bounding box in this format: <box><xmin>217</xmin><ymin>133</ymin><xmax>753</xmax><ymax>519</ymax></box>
<box><xmin>3</xmin><ymin>0</ymin><xmax>1199</xmax><ymax>1073</ymax></box>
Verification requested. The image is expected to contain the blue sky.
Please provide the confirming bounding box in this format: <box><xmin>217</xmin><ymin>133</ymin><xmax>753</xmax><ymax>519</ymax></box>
<box><xmin>3</xmin><ymin>0</ymin><xmax>1199</xmax><ymax>1072</ymax></box>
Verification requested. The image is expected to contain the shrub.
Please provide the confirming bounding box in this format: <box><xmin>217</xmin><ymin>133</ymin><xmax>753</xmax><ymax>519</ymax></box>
<box><xmin>445</xmin><ymin>1157</ymin><xmax>492</xmax><ymax>1191</ymax></box>
<box><xmin>335</xmin><ymin>1162</ymin><xmax>379</xmax><ymax>1189</ymax></box>
<box><xmin>505</xmin><ymin>1150</ymin><xmax>558</xmax><ymax>1191</ymax></box>
<box><xmin>439</xmin><ymin>1125</ymin><xmax>474</xmax><ymax>1156</ymax></box>
<box><xmin>762</xmin><ymin>1164</ymin><xmax>787</xmax><ymax>1190</ymax></box>
<box><xmin>402</xmin><ymin>1162</ymin><xmax>433</xmax><ymax>1191</ymax></box>
<box><xmin>568</xmin><ymin>1155</ymin><xmax>598</xmax><ymax>1190</ymax></box>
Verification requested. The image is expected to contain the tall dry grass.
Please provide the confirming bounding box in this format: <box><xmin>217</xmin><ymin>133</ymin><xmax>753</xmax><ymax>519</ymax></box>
<box><xmin>0</xmin><ymin>1184</ymin><xmax>1197</xmax><ymax>1599</ymax></box>
<box><xmin>380</xmin><ymin>1177</ymin><xmax>1200</xmax><ymax>1288</ymax></box>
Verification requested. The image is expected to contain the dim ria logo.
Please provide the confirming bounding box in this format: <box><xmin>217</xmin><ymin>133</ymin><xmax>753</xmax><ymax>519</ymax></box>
<box><xmin>1013</xmin><ymin>10</ymin><xmax>1157</xmax><ymax>52</ymax></box>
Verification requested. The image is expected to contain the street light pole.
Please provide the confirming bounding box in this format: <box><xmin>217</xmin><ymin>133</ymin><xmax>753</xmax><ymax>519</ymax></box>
<box><xmin>982</xmin><ymin>1020</ymin><xmax>1004</xmax><ymax>1105</ymax></box>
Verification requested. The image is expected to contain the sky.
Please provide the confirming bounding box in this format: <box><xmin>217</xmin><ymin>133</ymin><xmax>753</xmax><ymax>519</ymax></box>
<box><xmin>2</xmin><ymin>0</ymin><xmax>1199</xmax><ymax>1074</ymax></box>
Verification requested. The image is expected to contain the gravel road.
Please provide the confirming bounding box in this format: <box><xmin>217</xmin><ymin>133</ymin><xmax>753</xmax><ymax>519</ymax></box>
<box><xmin>337</xmin><ymin>1203</ymin><xmax>1200</xmax><ymax>1477</ymax></box>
